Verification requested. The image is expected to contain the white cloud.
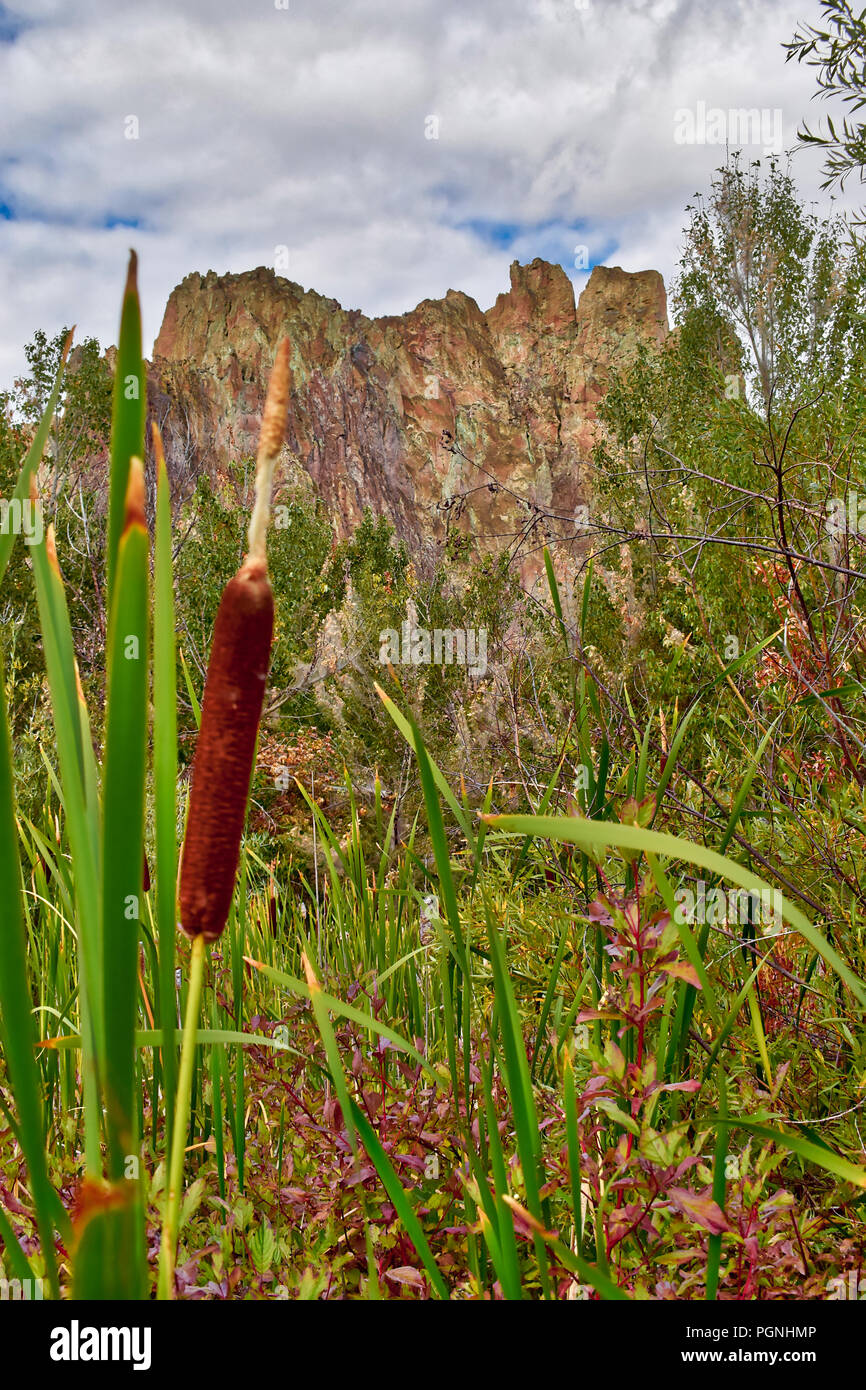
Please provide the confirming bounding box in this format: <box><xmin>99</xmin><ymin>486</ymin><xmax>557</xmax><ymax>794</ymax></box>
<box><xmin>0</xmin><ymin>0</ymin><xmax>857</xmax><ymax>386</ymax></box>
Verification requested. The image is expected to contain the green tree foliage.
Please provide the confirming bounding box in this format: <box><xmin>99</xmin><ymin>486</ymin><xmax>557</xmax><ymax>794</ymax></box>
<box><xmin>0</xmin><ymin>329</ymin><xmax>112</xmax><ymax>740</ymax></box>
<box><xmin>5</xmin><ymin>328</ymin><xmax>113</xmax><ymax>483</ymax></box>
<box><xmin>593</xmin><ymin>157</ymin><xmax>866</xmax><ymax>786</ymax></box>
<box><xmin>172</xmin><ymin>461</ymin><xmax>334</xmax><ymax>743</ymax></box>
<box><xmin>786</xmin><ymin>0</ymin><xmax>866</xmax><ymax>208</ymax></box>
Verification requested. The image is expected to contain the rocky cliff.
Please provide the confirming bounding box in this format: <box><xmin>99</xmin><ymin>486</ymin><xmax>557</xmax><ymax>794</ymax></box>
<box><xmin>149</xmin><ymin>258</ymin><xmax>667</xmax><ymax>577</ymax></box>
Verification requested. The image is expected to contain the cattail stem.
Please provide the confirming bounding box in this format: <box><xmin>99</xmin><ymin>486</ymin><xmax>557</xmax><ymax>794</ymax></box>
<box><xmin>247</xmin><ymin>338</ymin><xmax>291</xmax><ymax>565</ymax></box>
<box><xmin>157</xmin><ymin>931</ymin><xmax>207</xmax><ymax>1300</ymax></box>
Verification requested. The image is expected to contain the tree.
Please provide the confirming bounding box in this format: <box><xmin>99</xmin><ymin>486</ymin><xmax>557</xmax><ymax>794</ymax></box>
<box><xmin>675</xmin><ymin>155</ymin><xmax>866</xmax><ymax>410</ymax></box>
<box><xmin>0</xmin><ymin>329</ymin><xmax>113</xmax><ymax>716</ymax></box>
<box><xmin>172</xmin><ymin>460</ymin><xmax>334</xmax><ymax>745</ymax></box>
<box><xmin>6</xmin><ymin>328</ymin><xmax>112</xmax><ymax>487</ymax></box>
<box><xmin>592</xmin><ymin>158</ymin><xmax>866</xmax><ymax>786</ymax></box>
<box><xmin>785</xmin><ymin>1</ymin><xmax>866</xmax><ymax>214</ymax></box>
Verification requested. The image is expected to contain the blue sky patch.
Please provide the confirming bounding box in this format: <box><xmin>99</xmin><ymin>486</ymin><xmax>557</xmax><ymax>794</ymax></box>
<box><xmin>0</xmin><ymin>5</ymin><xmax>31</xmax><ymax>44</ymax></box>
<box><xmin>457</xmin><ymin>216</ymin><xmax>620</xmax><ymax>277</ymax></box>
<box><xmin>457</xmin><ymin>219</ymin><xmax>522</xmax><ymax>248</ymax></box>
<box><xmin>584</xmin><ymin>236</ymin><xmax>620</xmax><ymax>271</ymax></box>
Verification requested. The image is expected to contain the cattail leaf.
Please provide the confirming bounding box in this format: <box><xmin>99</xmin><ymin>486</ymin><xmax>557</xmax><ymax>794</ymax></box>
<box><xmin>106</xmin><ymin>251</ymin><xmax>145</xmax><ymax>614</ymax></box>
<box><xmin>40</xmin><ymin>523</ymin><xmax>86</xmax><ymax>791</ymax></box>
<box><xmin>73</xmin><ymin>657</ymin><xmax>100</xmax><ymax>859</ymax></box>
<box><xmin>71</xmin><ymin>1178</ymin><xmax>138</xmax><ymax>1300</ymax></box>
<box><xmin>152</xmin><ymin>426</ymin><xmax>178</xmax><ymax>1142</ymax></box>
<box><xmin>99</xmin><ymin>459</ymin><xmax>149</xmax><ymax>1298</ymax></box>
<box><xmin>29</xmin><ymin>506</ymin><xmax>103</xmax><ymax>1153</ymax></box>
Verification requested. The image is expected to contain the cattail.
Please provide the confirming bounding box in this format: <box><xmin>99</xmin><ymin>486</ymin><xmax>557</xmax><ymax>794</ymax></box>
<box><xmin>178</xmin><ymin>339</ymin><xmax>291</xmax><ymax>940</ymax></box>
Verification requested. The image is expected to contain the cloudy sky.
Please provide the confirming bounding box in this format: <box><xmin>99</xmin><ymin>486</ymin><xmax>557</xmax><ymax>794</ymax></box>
<box><xmin>0</xmin><ymin>0</ymin><xmax>859</xmax><ymax>386</ymax></box>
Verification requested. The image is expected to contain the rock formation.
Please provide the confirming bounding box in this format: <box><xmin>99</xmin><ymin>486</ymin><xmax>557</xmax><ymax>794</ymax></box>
<box><xmin>148</xmin><ymin>258</ymin><xmax>667</xmax><ymax>578</ymax></box>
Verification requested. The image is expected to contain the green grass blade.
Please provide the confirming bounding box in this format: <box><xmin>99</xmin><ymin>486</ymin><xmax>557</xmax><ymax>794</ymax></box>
<box><xmin>481</xmin><ymin>892</ymin><xmax>551</xmax><ymax>1292</ymax></box>
<box><xmin>543</xmin><ymin>545</ymin><xmax>576</xmax><ymax>706</ymax></box>
<box><xmin>178</xmin><ymin>648</ymin><xmax>202</xmax><ymax>729</ymax></box>
<box><xmin>102</xmin><ymin>465</ymin><xmax>149</xmax><ymax>1178</ymax></box>
<box><xmin>152</xmin><ymin>433</ymin><xmax>178</xmax><ymax>1147</ymax></box>
<box><xmin>718</xmin><ymin>715</ymin><xmax>781</xmax><ymax>855</ymax></box>
<box><xmin>485</xmin><ymin>814</ymin><xmax>866</xmax><ymax>1007</ymax></box>
<box><xmin>530</xmin><ymin>916</ymin><xmax>570</xmax><ymax>1079</ymax></box>
<box><xmin>390</xmin><ymin>698</ymin><xmax>467</xmax><ymax>972</ymax></box>
<box><xmin>540</xmin><ymin>1232</ymin><xmax>630</xmax><ymax>1300</ymax></box>
<box><xmin>477</xmin><ymin>1051</ymin><xmax>522</xmax><ymax>1298</ymax></box>
<box><xmin>647</xmin><ymin>854</ymin><xmax>722</xmax><ymax>1030</ymax></box>
<box><xmin>705</xmin><ymin>1074</ymin><xmax>728</xmax><ymax>1300</ymax></box>
<box><xmin>375</xmin><ymin>683</ymin><xmax>474</xmax><ymax>851</ymax></box>
<box><xmin>635</xmin><ymin>717</ymin><xmax>652</xmax><ymax>799</ymax></box>
<box><xmin>29</xmin><ymin>521</ymin><xmax>102</xmax><ymax>1168</ymax></box>
<box><xmin>563</xmin><ymin>1046</ymin><xmax>583</xmax><ymax>1248</ymax></box>
<box><xmin>99</xmin><ymin>464</ymin><xmax>149</xmax><ymax>1299</ymax></box>
<box><xmin>652</xmin><ymin>700</ymin><xmax>700</xmax><ymax>813</ymax></box>
<box><xmin>699</xmin><ymin>943</ymin><xmax>776</xmax><ymax>1083</ymax></box>
<box><xmin>301</xmin><ymin>950</ymin><xmax>358</xmax><ymax>1159</ymax></box>
<box><xmin>243</xmin><ymin>957</ymin><xmax>438</xmax><ymax>1081</ymax></box>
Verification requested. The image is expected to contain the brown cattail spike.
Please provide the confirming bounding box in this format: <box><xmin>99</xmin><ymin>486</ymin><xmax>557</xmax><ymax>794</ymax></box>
<box><xmin>178</xmin><ymin>341</ymin><xmax>289</xmax><ymax>941</ymax></box>
<box><xmin>178</xmin><ymin>558</ymin><xmax>275</xmax><ymax>940</ymax></box>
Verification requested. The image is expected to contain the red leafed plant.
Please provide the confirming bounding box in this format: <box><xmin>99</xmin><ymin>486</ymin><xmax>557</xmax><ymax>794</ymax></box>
<box><xmin>564</xmin><ymin>851</ymin><xmax>812</xmax><ymax>1298</ymax></box>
